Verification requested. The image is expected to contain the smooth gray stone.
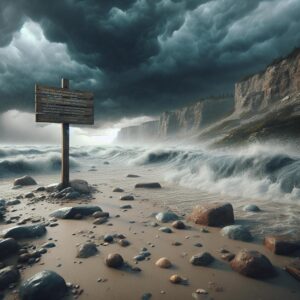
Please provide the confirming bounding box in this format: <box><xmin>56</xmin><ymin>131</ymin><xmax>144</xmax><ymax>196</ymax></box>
<box><xmin>156</xmin><ymin>211</ymin><xmax>179</xmax><ymax>223</ymax></box>
<box><xmin>221</xmin><ymin>225</ymin><xmax>253</xmax><ymax>242</ymax></box>
<box><xmin>19</xmin><ymin>270</ymin><xmax>67</xmax><ymax>300</ymax></box>
<box><xmin>0</xmin><ymin>266</ymin><xmax>20</xmax><ymax>289</ymax></box>
<box><xmin>3</xmin><ymin>224</ymin><xmax>46</xmax><ymax>240</ymax></box>
<box><xmin>50</xmin><ymin>206</ymin><xmax>102</xmax><ymax>219</ymax></box>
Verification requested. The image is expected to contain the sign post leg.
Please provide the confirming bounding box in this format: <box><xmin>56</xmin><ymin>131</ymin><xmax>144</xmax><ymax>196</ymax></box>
<box><xmin>61</xmin><ymin>78</ymin><xmax>70</xmax><ymax>188</ymax></box>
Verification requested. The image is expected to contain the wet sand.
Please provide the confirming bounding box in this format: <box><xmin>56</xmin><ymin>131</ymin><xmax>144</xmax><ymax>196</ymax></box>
<box><xmin>1</xmin><ymin>166</ymin><xmax>300</xmax><ymax>300</ymax></box>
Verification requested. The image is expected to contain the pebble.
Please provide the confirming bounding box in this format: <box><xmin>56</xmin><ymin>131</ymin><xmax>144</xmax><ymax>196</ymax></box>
<box><xmin>106</xmin><ymin>253</ymin><xmax>124</xmax><ymax>268</ymax></box>
<box><xmin>159</xmin><ymin>227</ymin><xmax>173</xmax><ymax>233</ymax></box>
<box><xmin>155</xmin><ymin>257</ymin><xmax>172</xmax><ymax>269</ymax></box>
<box><xmin>169</xmin><ymin>274</ymin><xmax>183</xmax><ymax>284</ymax></box>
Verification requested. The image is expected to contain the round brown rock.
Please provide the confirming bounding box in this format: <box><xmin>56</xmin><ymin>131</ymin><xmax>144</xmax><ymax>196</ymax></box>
<box><xmin>169</xmin><ymin>274</ymin><xmax>182</xmax><ymax>284</ymax></box>
<box><xmin>155</xmin><ymin>257</ymin><xmax>172</xmax><ymax>269</ymax></box>
<box><xmin>106</xmin><ymin>253</ymin><xmax>124</xmax><ymax>268</ymax></box>
<box><xmin>172</xmin><ymin>220</ymin><xmax>186</xmax><ymax>229</ymax></box>
<box><xmin>230</xmin><ymin>249</ymin><xmax>276</xmax><ymax>279</ymax></box>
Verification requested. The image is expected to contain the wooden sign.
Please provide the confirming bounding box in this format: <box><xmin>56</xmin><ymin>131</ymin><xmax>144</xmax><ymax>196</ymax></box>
<box><xmin>35</xmin><ymin>83</ymin><xmax>94</xmax><ymax>125</ymax></box>
<box><xmin>35</xmin><ymin>78</ymin><xmax>94</xmax><ymax>188</ymax></box>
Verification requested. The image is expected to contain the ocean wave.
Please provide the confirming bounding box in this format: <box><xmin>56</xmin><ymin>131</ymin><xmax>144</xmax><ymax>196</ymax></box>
<box><xmin>0</xmin><ymin>153</ymin><xmax>79</xmax><ymax>177</ymax></box>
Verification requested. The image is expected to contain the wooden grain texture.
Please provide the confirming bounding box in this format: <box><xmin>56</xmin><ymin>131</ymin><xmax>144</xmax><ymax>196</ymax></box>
<box><xmin>35</xmin><ymin>84</ymin><xmax>94</xmax><ymax>125</ymax></box>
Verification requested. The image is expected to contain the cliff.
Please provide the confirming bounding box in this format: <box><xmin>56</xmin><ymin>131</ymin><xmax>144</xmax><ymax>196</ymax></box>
<box><xmin>116</xmin><ymin>97</ymin><xmax>234</xmax><ymax>143</ymax></box>
<box><xmin>117</xmin><ymin>120</ymin><xmax>159</xmax><ymax>144</ymax></box>
<box><xmin>235</xmin><ymin>48</ymin><xmax>300</xmax><ymax>115</ymax></box>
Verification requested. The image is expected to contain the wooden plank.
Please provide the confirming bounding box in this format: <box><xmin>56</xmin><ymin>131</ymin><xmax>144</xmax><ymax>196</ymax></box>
<box><xmin>36</xmin><ymin>96</ymin><xmax>93</xmax><ymax>108</ymax></box>
<box><xmin>36</xmin><ymin>103</ymin><xmax>93</xmax><ymax>116</ymax></box>
<box><xmin>36</xmin><ymin>113</ymin><xmax>94</xmax><ymax>125</ymax></box>
<box><xmin>36</xmin><ymin>84</ymin><xmax>93</xmax><ymax>100</ymax></box>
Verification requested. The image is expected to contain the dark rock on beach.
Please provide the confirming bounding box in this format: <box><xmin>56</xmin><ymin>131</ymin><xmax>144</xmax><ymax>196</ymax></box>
<box><xmin>120</xmin><ymin>195</ymin><xmax>135</xmax><ymax>201</ymax></box>
<box><xmin>190</xmin><ymin>252</ymin><xmax>214</xmax><ymax>266</ymax></box>
<box><xmin>106</xmin><ymin>253</ymin><xmax>124</xmax><ymax>268</ymax></box>
<box><xmin>113</xmin><ymin>188</ymin><xmax>124</xmax><ymax>192</ymax></box>
<box><xmin>50</xmin><ymin>206</ymin><xmax>102</xmax><ymax>219</ymax></box>
<box><xmin>127</xmin><ymin>174</ymin><xmax>140</xmax><ymax>178</ymax></box>
<box><xmin>189</xmin><ymin>203</ymin><xmax>234</xmax><ymax>227</ymax></box>
<box><xmin>243</xmin><ymin>204</ymin><xmax>260</xmax><ymax>212</ymax></box>
<box><xmin>19</xmin><ymin>270</ymin><xmax>67</xmax><ymax>300</ymax></box>
<box><xmin>0</xmin><ymin>238</ymin><xmax>19</xmax><ymax>259</ymax></box>
<box><xmin>0</xmin><ymin>266</ymin><xmax>20</xmax><ymax>289</ymax></box>
<box><xmin>264</xmin><ymin>235</ymin><xmax>300</xmax><ymax>255</ymax></box>
<box><xmin>172</xmin><ymin>220</ymin><xmax>186</xmax><ymax>229</ymax></box>
<box><xmin>14</xmin><ymin>176</ymin><xmax>37</xmax><ymax>186</ymax></box>
<box><xmin>77</xmin><ymin>242</ymin><xmax>98</xmax><ymax>258</ymax></box>
<box><xmin>69</xmin><ymin>179</ymin><xmax>91</xmax><ymax>194</ymax></box>
<box><xmin>135</xmin><ymin>182</ymin><xmax>161</xmax><ymax>189</ymax></box>
<box><xmin>230</xmin><ymin>249</ymin><xmax>276</xmax><ymax>279</ymax></box>
<box><xmin>3</xmin><ymin>224</ymin><xmax>46</xmax><ymax>240</ymax></box>
<box><xmin>6</xmin><ymin>199</ymin><xmax>21</xmax><ymax>206</ymax></box>
<box><xmin>221</xmin><ymin>225</ymin><xmax>253</xmax><ymax>242</ymax></box>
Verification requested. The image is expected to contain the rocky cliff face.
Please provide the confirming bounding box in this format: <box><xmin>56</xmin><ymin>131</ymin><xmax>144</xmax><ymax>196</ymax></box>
<box><xmin>117</xmin><ymin>120</ymin><xmax>159</xmax><ymax>143</ymax></box>
<box><xmin>235</xmin><ymin>48</ymin><xmax>300</xmax><ymax>115</ymax></box>
<box><xmin>159</xmin><ymin>98</ymin><xmax>233</xmax><ymax>137</ymax></box>
<box><xmin>116</xmin><ymin>97</ymin><xmax>234</xmax><ymax>143</ymax></box>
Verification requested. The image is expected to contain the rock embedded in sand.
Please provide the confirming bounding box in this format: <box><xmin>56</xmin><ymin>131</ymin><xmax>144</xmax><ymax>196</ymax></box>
<box><xmin>70</xmin><ymin>179</ymin><xmax>91</xmax><ymax>194</ymax></box>
<box><xmin>169</xmin><ymin>274</ymin><xmax>183</xmax><ymax>284</ymax></box>
<box><xmin>159</xmin><ymin>227</ymin><xmax>173</xmax><ymax>233</ymax></box>
<box><xmin>3</xmin><ymin>224</ymin><xmax>46</xmax><ymax>240</ymax></box>
<box><xmin>285</xmin><ymin>258</ymin><xmax>300</xmax><ymax>281</ymax></box>
<box><xmin>14</xmin><ymin>175</ymin><xmax>37</xmax><ymax>186</ymax></box>
<box><xmin>120</xmin><ymin>204</ymin><xmax>132</xmax><ymax>209</ymax></box>
<box><xmin>113</xmin><ymin>187</ymin><xmax>124</xmax><ymax>192</ymax></box>
<box><xmin>135</xmin><ymin>182</ymin><xmax>161</xmax><ymax>189</ymax></box>
<box><xmin>25</xmin><ymin>192</ymin><xmax>35</xmax><ymax>199</ymax></box>
<box><xmin>127</xmin><ymin>174</ymin><xmax>140</xmax><ymax>178</ymax></box>
<box><xmin>6</xmin><ymin>199</ymin><xmax>21</xmax><ymax>206</ymax></box>
<box><xmin>118</xmin><ymin>239</ymin><xmax>130</xmax><ymax>247</ymax></box>
<box><xmin>92</xmin><ymin>211</ymin><xmax>109</xmax><ymax>218</ymax></box>
<box><xmin>50</xmin><ymin>206</ymin><xmax>102</xmax><ymax>219</ymax></box>
<box><xmin>105</xmin><ymin>253</ymin><xmax>124</xmax><ymax>268</ymax></box>
<box><xmin>19</xmin><ymin>270</ymin><xmax>67</xmax><ymax>300</ymax></box>
<box><xmin>120</xmin><ymin>195</ymin><xmax>135</xmax><ymax>201</ymax></box>
<box><xmin>0</xmin><ymin>238</ymin><xmax>19</xmax><ymax>259</ymax></box>
<box><xmin>230</xmin><ymin>249</ymin><xmax>275</xmax><ymax>279</ymax></box>
<box><xmin>0</xmin><ymin>266</ymin><xmax>20</xmax><ymax>289</ymax></box>
<box><xmin>104</xmin><ymin>234</ymin><xmax>114</xmax><ymax>243</ymax></box>
<box><xmin>188</xmin><ymin>203</ymin><xmax>234</xmax><ymax>227</ymax></box>
<box><xmin>93</xmin><ymin>217</ymin><xmax>108</xmax><ymax>225</ymax></box>
<box><xmin>243</xmin><ymin>204</ymin><xmax>260</xmax><ymax>212</ymax></box>
<box><xmin>172</xmin><ymin>220</ymin><xmax>186</xmax><ymax>229</ymax></box>
<box><xmin>156</xmin><ymin>211</ymin><xmax>179</xmax><ymax>223</ymax></box>
<box><xmin>221</xmin><ymin>225</ymin><xmax>253</xmax><ymax>242</ymax></box>
<box><xmin>77</xmin><ymin>242</ymin><xmax>98</xmax><ymax>258</ymax></box>
<box><xmin>190</xmin><ymin>252</ymin><xmax>214</xmax><ymax>266</ymax></box>
<box><xmin>264</xmin><ymin>235</ymin><xmax>300</xmax><ymax>255</ymax></box>
<box><xmin>155</xmin><ymin>257</ymin><xmax>172</xmax><ymax>269</ymax></box>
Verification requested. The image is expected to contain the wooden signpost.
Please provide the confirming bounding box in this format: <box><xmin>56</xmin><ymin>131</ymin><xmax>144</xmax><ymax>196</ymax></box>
<box><xmin>35</xmin><ymin>78</ymin><xmax>94</xmax><ymax>188</ymax></box>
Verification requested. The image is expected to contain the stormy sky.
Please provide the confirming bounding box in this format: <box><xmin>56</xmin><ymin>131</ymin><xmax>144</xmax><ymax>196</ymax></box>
<box><xmin>0</xmin><ymin>0</ymin><xmax>300</xmax><ymax>143</ymax></box>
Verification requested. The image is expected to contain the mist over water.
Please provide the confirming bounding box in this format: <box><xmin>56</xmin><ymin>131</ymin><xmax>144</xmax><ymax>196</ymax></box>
<box><xmin>0</xmin><ymin>142</ymin><xmax>300</xmax><ymax>202</ymax></box>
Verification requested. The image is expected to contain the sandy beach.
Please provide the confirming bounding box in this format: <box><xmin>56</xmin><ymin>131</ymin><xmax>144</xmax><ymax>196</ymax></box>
<box><xmin>0</xmin><ymin>162</ymin><xmax>299</xmax><ymax>300</ymax></box>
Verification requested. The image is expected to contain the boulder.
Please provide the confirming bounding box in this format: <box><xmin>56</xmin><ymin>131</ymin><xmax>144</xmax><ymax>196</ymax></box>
<box><xmin>188</xmin><ymin>203</ymin><xmax>234</xmax><ymax>227</ymax></box>
<box><xmin>0</xmin><ymin>266</ymin><xmax>20</xmax><ymax>289</ymax></box>
<box><xmin>156</xmin><ymin>211</ymin><xmax>179</xmax><ymax>223</ymax></box>
<box><xmin>285</xmin><ymin>258</ymin><xmax>300</xmax><ymax>281</ymax></box>
<box><xmin>243</xmin><ymin>204</ymin><xmax>260</xmax><ymax>212</ymax></box>
<box><xmin>70</xmin><ymin>179</ymin><xmax>91</xmax><ymax>194</ymax></box>
<box><xmin>0</xmin><ymin>238</ymin><xmax>19</xmax><ymax>259</ymax></box>
<box><xmin>120</xmin><ymin>195</ymin><xmax>134</xmax><ymax>201</ymax></box>
<box><xmin>50</xmin><ymin>206</ymin><xmax>102</xmax><ymax>219</ymax></box>
<box><xmin>105</xmin><ymin>253</ymin><xmax>124</xmax><ymax>268</ymax></box>
<box><xmin>264</xmin><ymin>235</ymin><xmax>300</xmax><ymax>255</ymax></box>
<box><xmin>221</xmin><ymin>225</ymin><xmax>253</xmax><ymax>242</ymax></box>
<box><xmin>190</xmin><ymin>252</ymin><xmax>214</xmax><ymax>266</ymax></box>
<box><xmin>14</xmin><ymin>176</ymin><xmax>37</xmax><ymax>186</ymax></box>
<box><xmin>230</xmin><ymin>249</ymin><xmax>276</xmax><ymax>279</ymax></box>
<box><xmin>19</xmin><ymin>270</ymin><xmax>67</xmax><ymax>300</ymax></box>
<box><xmin>77</xmin><ymin>242</ymin><xmax>98</xmax><ymax>258</ymax></box>
<box><xmin>135</xmin><ymin>182</ymin><xmax>161</xmax><ymax>189</ymax></box>
<box><xmin>3</xmin><ymin>224</ymin><xmax>46</xmax><ymax>240</ymax></box>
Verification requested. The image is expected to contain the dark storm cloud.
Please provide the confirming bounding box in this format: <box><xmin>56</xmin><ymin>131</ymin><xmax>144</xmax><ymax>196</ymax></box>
<box><xmin>1</xmin><ymin>0</ymin><xmax>300</xmax><ymax>125</ymax></box>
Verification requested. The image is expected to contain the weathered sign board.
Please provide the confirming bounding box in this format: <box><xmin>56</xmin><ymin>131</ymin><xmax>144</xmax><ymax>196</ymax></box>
<box><xmin>35</xmin><ymin>83</ymin><xmax>94</xmax><ymax>125</ymax></box>
<box><xmin>35</xmin><ymin>78</ymin><xmax>94</xmax><ymax>188</ymax></box>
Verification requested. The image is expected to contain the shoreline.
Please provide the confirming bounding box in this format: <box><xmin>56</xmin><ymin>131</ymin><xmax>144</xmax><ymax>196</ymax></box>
<box><xmin>0</xmin><ymin>168</ymin><xmax>300</xmax><ymax>299</ymax></box>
